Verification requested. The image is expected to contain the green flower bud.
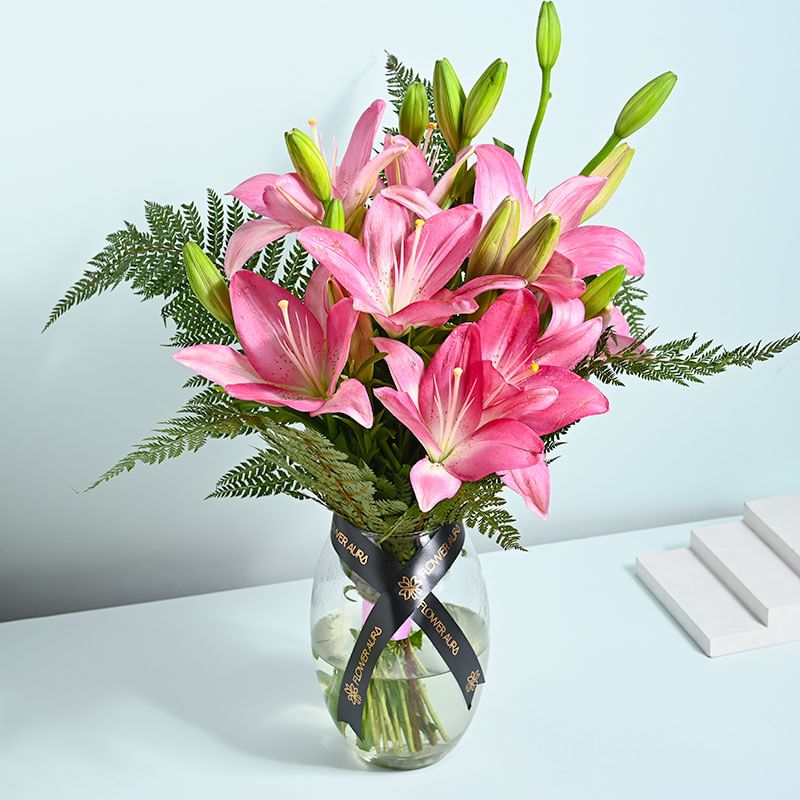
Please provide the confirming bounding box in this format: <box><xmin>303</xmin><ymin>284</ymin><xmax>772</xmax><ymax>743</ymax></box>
<box><xmin>536</xmin><ymin>1</ymin><xmax>561</xmax><ymax>70</ymax></box>
<box><xmin>399</xmin><ymin>82</ymin><xmax>429</xmax><ymax>145</ymax></box>
<box><xmin>582</xmin><ymin>143</ymin><xmax>635</xmax><ymax>222</ymax></box>
<box><xmin>322</xmin><ymin>198</ymin><xmax>345</xmax><ymax>231</ymax></box>
<box><xmin>614</xmin><ymin>72</ymin><xmax>678</xmax><ymax>139</ymax></box>
<box><xmin>433</xmin><ymin>58</ymin><xmax>465</xmax><ymax>153</ymax></box>
<box><xmin>462</xmin><ymin>59</ymin><xmax>508</xmax><ymax>144</ymax></box>
<box><xmin>183</xmin><ymin>242</ymin><xmax>234</xmax><ymax>330</ymax></box>
<box><xmin>284</xmin><ymin>128</ymin><xmax>331</xmax><ymax>203</ymax></box>
<box><xmin>467</xmin><ymin>197</ymin><xmax>521</xmax><ymax>280</ymax></box>
<box><xmin>581</xmin><ymin>265</ymin><xmax>627</xmax><ymax>319</ymax></box>
<box><xmin>503</xmin><ymin>213</ymin><xmax>561</xmax><ymax>282</ymax></box>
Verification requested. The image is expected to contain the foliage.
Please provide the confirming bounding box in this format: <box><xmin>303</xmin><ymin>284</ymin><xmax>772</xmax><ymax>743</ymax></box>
<box><xmin>44</xmin><ymin>190</ymin><xmax>306</xmax><ymax>347</ymax></box>
<box><xmin>579</xmin><ymin>329</ymin><xmax>800</xmax><ymax>388</ymax></box>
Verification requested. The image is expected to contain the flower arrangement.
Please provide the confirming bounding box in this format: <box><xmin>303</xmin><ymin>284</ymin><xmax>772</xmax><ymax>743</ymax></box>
<box><xmin>46</xmin><ymin>0</ymin><xmax>799</xmax><ymax>769</ymax></box>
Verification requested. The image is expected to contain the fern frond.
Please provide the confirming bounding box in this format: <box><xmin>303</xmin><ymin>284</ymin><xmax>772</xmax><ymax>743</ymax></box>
<box><xmin>615</xmin><ymin>277</ymin><xmax>648</xmax><ymax>339</ymax></box>
<box><xmin>87</xmin><ymin>392</ymin><xmax>258</xmax><ymax>490</ymax></box>
<box><xmin>580</xmin><ymin>329</ymin><xmax>800</xmax><ymax>387</ymax></box>
<box><xmin>209</xmin><ymin>449</ymin><xmax>309</xmax><ymax>501</ymax></box>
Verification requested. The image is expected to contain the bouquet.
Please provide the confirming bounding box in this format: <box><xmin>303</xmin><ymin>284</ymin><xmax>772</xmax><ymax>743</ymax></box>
<box><xmin>47</xmin><ymin>1</ymin><xmax>798</xmax><ymax>770</ymax></box>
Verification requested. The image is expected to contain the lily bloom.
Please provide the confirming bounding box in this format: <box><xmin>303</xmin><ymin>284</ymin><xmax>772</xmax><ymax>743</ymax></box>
<box><xmin>373</xmin><ymin>324</ymin><xmax>542</xmax><ymax>512</ymax></box>
<box><xmin>172</xmin><ymin>270</ymin><xmax>373</xmax><ymax>427</ymax></box>
<box><xmin>298</xmin><ymin>195</ymin><xmax>525</xmax><ymax>335</ymax></box>
<box><xmin>472</xmin><ymin>144</ymin><xmax>645</xmax><ymax>298</ymax></box>
<box><xmin>224</xmin><ymin>100</ymin><xmax>409</xmax><ymax>276</ymax></box>
<box><xmin>476</xmin><ymin>288</ymin><xmax>609</xmax><ymax>517</ymax></box>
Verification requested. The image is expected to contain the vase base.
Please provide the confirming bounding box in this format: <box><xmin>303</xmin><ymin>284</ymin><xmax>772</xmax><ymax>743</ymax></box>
<box><xmin>355</xmin><ymin>736</ymin><xmax>460</xmax><ymax>770</ymax></box>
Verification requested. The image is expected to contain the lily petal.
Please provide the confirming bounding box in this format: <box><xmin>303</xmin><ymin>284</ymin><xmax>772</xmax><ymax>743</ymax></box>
<box><xmin>476</xmin><ymin>288</ymin><xmax>540</xmax><ymax>385</ymax></box>
<box><xmin>336</xmin><ymin>100</ymin><xmax>386</xmax><ymax>200</ymax></box>
<box><xmin>533</xmin><ymin>252</ymin><xmax>585</xmax><ymax>300</ymax></box>
<box><xmin>224</xmin><ymin>218</ymin><xmax>294</xmax><ymax>277</ymax></box>
<box><xmin>324</xmin><ymin>297</ymin><xmax>359</xmax><ymax>394</ymax></box>
<box><xmin>374</xmin><ymin>387</ymin><xmax>440</xmax><ymax>456</ymax></box>
<box><xmin>173</xmin><ymin>344</ymin><xmax>264</xmax><ymax>385</ymax></box>
<box><xmin>409</xmin><ymin>458</ymin><xmax>463</xmax><ymax>512</ymax></box>
<box><xmin>430</xmin><ymin>146</ymin><xmax>477</xmax><ymax>208</ymax></box>
<box><xmin>372</xmin><ymin>337</ymin><xmax>425</xmax><ymax>404</ymax></box>
<box><xmin>521</xmin><ymin>366</ymin><xmax>608</xmax><ymax>434</ymax></box>
<box><xmin>473</xmin><ymin>144</ymin><xmax>534</xmax><ymax>228</ymax></box>
<box><xmin>230</xmin><ymin>270</ymin><xmax>325</xmax><ymax>390</ymax></box>
<box><xmin>502</xmin><ymin>457</ymin><xmax>551</xmax><ymax>518</ymax></box>
<box><xmin>419</xmin><ymin>324</ymin><xmax>483</xmax><ymax>449</ymax></box>
<box><xmin>535</xmin><ymin>318</ymin><xmax>602</xmax><ymax>369</ymax></box>
<box><xmin>299</xmin><ymin>227</ymin><xmax>386</xmax><ymax>315</ymax></box>
<box><xmin>224</xmin><ymin>381</ymin><xmax>325</xmax><ymax>413</ymax></box>
<box><xmin>227</xmin><ymin>173</ymin><xmax>279</xmax><ymax>216</ymax></box>
<box><xmin>556</xmin><ymin>225</ymin><xmax>645</xmax><ymax>278</ymax></box>
<box><xmin>381</xmin><ymin>185</ymin><xmax>443</xmax><ymax>220</ymax></box>
<box><xmin>383</xmin><ymin>134</ymin><xmax>435</xmax><ymax>194</ymax></box>
<box><xmin>533</xmin><ymin>176</ymin><xmax>606</xmax><ymax>232</ymax></box>
<box><xmin>262</xmin><ymin>173</ymin><xmax>325</xmax><ymax>229</ymax></box>
<box><xmin>446</xmin><ymin>418</ymin><xmax>542</xmax><ymax>480</ymax></box>
<box><xmin>315</xmin><ymin>377</ymin><xmax>374</xmax><ymax>427</ymax></box>
<box><xmin>344</xmin><ymin>141</ymin><xmax>410</xmax><ymax>218</ymax></box>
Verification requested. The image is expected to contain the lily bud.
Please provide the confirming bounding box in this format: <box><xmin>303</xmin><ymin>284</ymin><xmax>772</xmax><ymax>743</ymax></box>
<box><xmin>503</xmin><ymin>213</ymin><xmax>561</xmax><ymax>282</ymax></box>
<box><xmin>467</xmin><ymin>197</ymin><xmax>521</xmax><ymax>279</ymax></box>
<box><xmin>322</xmin><ymin>198</ymin><xmax>345</xmax><ymax>231</ymax></box>
<box><xmin>183</xmin><ymin>242</ymin><xmax>234</xmax><ymax>330</ymax></box>
<box><xmin>581</xmin><ymin>265</ymin><xmax>627</xmax><ymax>319</ymax></box>
<box><xmin>399</xmin><ymin>81</ymin><xmax>429</xmax><ymax>145</ymax></box>
<box><xmin>462</xmin><ymin>59</ymin><xmax>508</xmax><ymax>144</ymax></box>
<box><xmin>582</xmin><ymin>143</ymin><xmax>635</xmax><ymax>221</ymax></box>
<box><xmin>536</xmin><ymin>1</ymin><xmax>561</xmax><ymax>70</ymax></box>
<box><xmin>433</xmin><ymin>58</ymin><xmax>465</xmax><ymax>153</ymax></box>
<box><xmin>614</xmin><ymin>72</ymin><xmax>677</xmax><ymax>139</ymax></box>
<box><xmin>284</xmin><ymin>128</ymin><xmax>332</xmax><ymax>203</ymax></box>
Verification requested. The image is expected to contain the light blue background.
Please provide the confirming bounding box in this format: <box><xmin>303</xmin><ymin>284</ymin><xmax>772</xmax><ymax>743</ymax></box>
<box><xmin>1</xmin><ymin>0</ymin><xmax>798</xmax><ymax>621</ymax></box>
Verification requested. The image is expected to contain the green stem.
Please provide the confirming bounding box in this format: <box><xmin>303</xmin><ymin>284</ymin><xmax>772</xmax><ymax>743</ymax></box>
<box><xmin>379</xmin><ymin>438</ymin><xmax>402</xmax><ymax>472</ymax></box>
<box><xmin>521</xmin><ymin>67</ymin><xmax>551</xmax><ymax>183</ymax></box>
<box><xmin>395</xmin><ymin>679</ymin><xmax>416</xmax><ymax>751</ymax></box>
<box><xmin>580</xmin><ymin>132</ymin><xmax>621</xmax><ymax>176</ymax></box>
<box><xmin>411</xmin><ymin>649</ymin><xmax>450</xmax><ymax>742</ymax></box>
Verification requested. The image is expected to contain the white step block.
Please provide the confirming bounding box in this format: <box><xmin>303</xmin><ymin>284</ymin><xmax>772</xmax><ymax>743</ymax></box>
<box><xmin>637</xmin><ymin>548</ymin><xmax>762</xmax><ymax>657</ymax></box>
<box><xmin>691</xmin><ymin>521</ymin><xmax>800</xmax><ymax>626</ymax></box>
<box><xmin>636</xmin><ymin>548</ymin><xmax>800</xmax><ymax>657</ymax></box>
<box><xmin>744</xmin><ymin>495</ymin><xmax>800</xmax><ymax>574</ymax></box>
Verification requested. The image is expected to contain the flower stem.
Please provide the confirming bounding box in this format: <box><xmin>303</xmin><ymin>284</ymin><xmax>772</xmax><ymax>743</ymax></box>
<box><xmin>521</xmin><ymin>67</ymin><xmax>551</xmax><ymax>183</ymax></box>
<box><xmin>580</xmin><ymin>132</ymin><xmax>621</xmax><ymax>176</ymax></box>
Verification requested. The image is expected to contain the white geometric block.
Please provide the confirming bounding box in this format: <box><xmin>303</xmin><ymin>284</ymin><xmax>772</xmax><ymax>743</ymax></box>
<box><xmin>690</xmin><ymin>520</ymin><xmax>800</xmax><ymax>626</ymax></box>
<box><xmin>636</xmin><ymin>548</ymin><xmax>769</xmax><ymax>657</ymax></box>
<box><xmin>744</xmin><ymin>495</ymin><xmax>800</xmax><ymax>575</ymax></box>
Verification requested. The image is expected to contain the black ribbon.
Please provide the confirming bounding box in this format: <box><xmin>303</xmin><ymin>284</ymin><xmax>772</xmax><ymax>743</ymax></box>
<box><xmin>330</xmin><ymin>514</ymin><xmax>485</xmax><ymax>738</ymax></box>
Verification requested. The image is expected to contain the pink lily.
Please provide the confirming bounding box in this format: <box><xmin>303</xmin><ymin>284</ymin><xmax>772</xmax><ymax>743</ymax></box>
<box><xmin>475</xmin><ymin>289</ymin><xmax>609</xmax><ymax>517</ymax></box>
<box><xmin>477</xmin><ymin>288</ymin><xmax>608</xmax><ymax>434</ymax></box>
<box><xmin>223</xmin><ymin>100</ymin><xmax>409</xmax><ymax>276</ymax></box>
<box><xmin>172</xmin><ymin>270</ymin><xmax>373</xmax><ymax>427</ymax></box>
<box><xmin>373</xmin><ymin>324</ymin><xmax>542</xmax><ymax>511</ymax></box>
<box><xmin>298</xmin><ymin>194</ymin><xmax>525</xmax><ymax>335</ymax></box>
<box><xmin>472</xmin><ymin>144</ymin><xmax>645</xmax><ymax>297</ymax></box>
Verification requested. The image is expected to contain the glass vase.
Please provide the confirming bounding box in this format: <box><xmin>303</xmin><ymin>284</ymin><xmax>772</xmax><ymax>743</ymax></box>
<box><xmin>309</xmin><ymin>515</ymin><xmax>490</xmax><ymax>770</ymax></box>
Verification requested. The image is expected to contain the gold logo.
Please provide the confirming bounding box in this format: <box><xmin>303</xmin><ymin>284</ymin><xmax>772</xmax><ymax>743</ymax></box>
<box><xmin>397</xmin><ymin>575</ymin><xmax>423</xmax><ymax>601</ymax></box>
<box><xmin>465</xmin><ymin>669</ymin><xmax>481</xmax><ymax>694</ymax></box>
<box><xmin>344</xmin><ymin>682</ymin><xmax>362</xmax><ymax>705</ymax></box>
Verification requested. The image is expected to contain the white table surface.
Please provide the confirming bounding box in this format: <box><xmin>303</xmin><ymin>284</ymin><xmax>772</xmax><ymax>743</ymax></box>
<box><xmin>2</xmin><ymin>516</ymin><xmax>798</xmax><ymax>800</ymax></box>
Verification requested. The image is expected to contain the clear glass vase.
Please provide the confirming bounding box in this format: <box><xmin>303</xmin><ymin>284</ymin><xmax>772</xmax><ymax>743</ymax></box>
<box><xmin>310</xmin><ymin>515</ymin><xmax>490</xmax><ymax>770</ymax></box>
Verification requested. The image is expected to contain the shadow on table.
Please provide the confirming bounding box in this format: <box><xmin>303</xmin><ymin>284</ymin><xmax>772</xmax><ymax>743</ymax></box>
<box><xmin>0</xmin><ymin>602</ymin><xmax>368</xmax><ymax>772</ymax></box>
